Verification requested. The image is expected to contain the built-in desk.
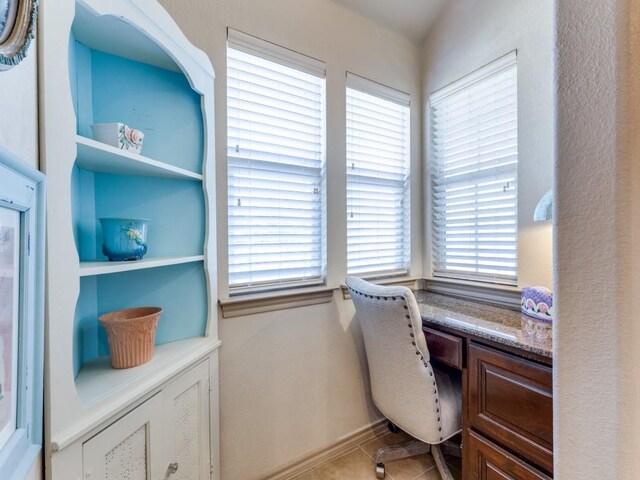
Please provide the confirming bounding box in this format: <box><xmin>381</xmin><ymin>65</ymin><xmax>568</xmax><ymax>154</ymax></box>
<box><xmin>415</xmin><ymin>290</ymin><xmax>553</xmax><ymax>480</ymax></box>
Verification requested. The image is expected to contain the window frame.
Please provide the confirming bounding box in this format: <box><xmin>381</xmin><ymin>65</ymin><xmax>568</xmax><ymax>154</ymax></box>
<box><xmin>226</xmin><ymin>29</ymin><xmax>328</xmax><ymax>295</ymax></box>
<box><xmin>0</xmin><ymin>145</ymin><xmax>45</xmax><ymax>478</ymax></box>
<box><xmin>345</xmin><ymin>73</ymin><xmax>411</xmax><ymax>280</ymax></box>
<box><xmin>429</xmin><ymin>51</ymin><xmax>519</xmax><ymax>286</ymax></box>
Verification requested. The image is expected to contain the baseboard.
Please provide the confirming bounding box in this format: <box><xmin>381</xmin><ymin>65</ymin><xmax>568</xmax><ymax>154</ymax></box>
<box><xmin>260</xmin><ymin>418</ymin><xmax>388</xmax><ymax>480</ymax></box>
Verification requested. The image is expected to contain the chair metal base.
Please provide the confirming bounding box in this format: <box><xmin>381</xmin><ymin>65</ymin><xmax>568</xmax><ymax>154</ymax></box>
<box><xmin>374</xmin><ymin>438</ymin><xmax>460</xmax><ymax>480</ymax></box>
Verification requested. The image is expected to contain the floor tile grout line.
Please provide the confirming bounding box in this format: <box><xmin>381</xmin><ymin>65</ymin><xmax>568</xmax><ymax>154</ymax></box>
<box><xmin>356</xmin><ymin>445</ymin><xmax>400</xmax><ymax>480</ymax></box>
<box><xmin>289</xmin><ymin>432</ymin><xmax>464</xmax><ymax>480</ymax></box>
<box><xmin>358</xmin><ymin>441</ymin><xmax>437</xmax><ymax>480</ymax></box>
<box><xmin>410</xmin><ymin>463</ymin><xmax>437</xmax><ymax>480</ymax></box>
<box><xmin>359</xmin><ymin>434</ymin><xmax>442</xmax><ymax>480</ymax></box>
<box><xmin>305</xmin><ymin>445</ymin><xmax>364</xmax><ymax>480</ymax></box>
<box><xmin>357</xmin><ymin>444</ymin><xmax>375</xmax><ymax>462</ymax></box>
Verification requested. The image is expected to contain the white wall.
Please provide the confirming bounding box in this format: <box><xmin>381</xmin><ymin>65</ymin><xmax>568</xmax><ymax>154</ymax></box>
<box><xmin>0</xmin><ymin>50</ymin><xmax>39</xmax><ymax>168</ymax></box>
<box><xmin>421</xmin><ymin>0</ymin><xmax>555</xmax><ymax>289</ymax></box>
<box><xmin>555</xmin><ymin>0</ymin><xmax>640</xmax><ymax>477</ymax></box>
<box><xmin>156</xmin><ymin>0</ymin><xmax>422</xmax><ymax>478</ymax></box>
<box><xmin>0</xmin><ymin>45</ymin><xmax>42</xmax><ymax>480</ymax></box>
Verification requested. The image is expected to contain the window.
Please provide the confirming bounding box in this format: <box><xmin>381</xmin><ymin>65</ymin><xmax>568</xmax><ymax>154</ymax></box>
<box><xmin>0</xmin><ymin>147</ymin><xmax>45</xmax><ymax>477</ymax></box>
<box><xmin>227</xmin><ymin>30</ymin><xmax>326</xmax><ymax>293</ymax></box>
<box><xmin>346</xmin><ymin>74</ymin><xmax>411</xmax><ymax>278</ymax></box>
<box><xmin>429</xmin><ymin>52</ymin><xmax>518</xmax><ymax>285</ymax></box>
<box><xmin>0</xmin><ymin>206</ymin><xmax>20</xmax><ymax>451</ymax></box>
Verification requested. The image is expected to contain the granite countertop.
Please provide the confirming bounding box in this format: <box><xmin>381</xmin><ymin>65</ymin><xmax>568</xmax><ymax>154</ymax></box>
<box><xmin>415</xmin><ymin>290</ymin><xmax>552</xmax><ymax>358</ymax></box>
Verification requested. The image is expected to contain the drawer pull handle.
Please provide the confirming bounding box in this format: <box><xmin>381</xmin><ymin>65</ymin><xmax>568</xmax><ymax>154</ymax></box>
<box><xmin>167</xmin><ymin>463</ymin><xmax>179</xmax><ymax>476</ymax></box>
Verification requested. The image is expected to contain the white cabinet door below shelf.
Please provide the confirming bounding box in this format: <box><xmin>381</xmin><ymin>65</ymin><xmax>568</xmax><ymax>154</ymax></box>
<box><xmin>161</xmin><ymin>360</ymin><xmax>211</xmax><ymax>480</ymax></box>
<box><xmin>83</xmin><ymin>393</ymin><xmax>164</xmax><ymax>480</ymax></box>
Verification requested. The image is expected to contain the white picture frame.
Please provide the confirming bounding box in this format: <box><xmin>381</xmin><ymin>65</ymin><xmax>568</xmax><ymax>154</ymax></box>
<box><xmin>0</xmin><ymin>145</ymin><xmax>45</xmax><ymax>478</ymax></box>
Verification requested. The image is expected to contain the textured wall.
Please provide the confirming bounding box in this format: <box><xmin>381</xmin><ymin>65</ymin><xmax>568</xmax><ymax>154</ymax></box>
<box><xmin>0</xmin><ymin>41</ymin><xmax>42</xmax><ymax>480</ymax></box>
<box><xmin>421</xmin><ymin>0</ymin><xmax>555</xmax><ymax>289</ymax></box>
<box><xmin>0</xmin><ymin>48</ymin><xmax>39</xmax><ymax>168</ymax></box>
<box><xmin>555</xmin><ymin>0</ymin><xmax>640</xmax><ymax>477</ymax></box>
<box><xmin>155</xmin><ymin>0</ymin><xmax>422</xmax><ymax>478</ymax></box>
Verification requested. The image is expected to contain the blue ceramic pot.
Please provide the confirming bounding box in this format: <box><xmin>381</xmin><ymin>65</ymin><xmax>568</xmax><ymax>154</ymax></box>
<box><xmin>100</xmin><ymin>218</ymin><xmax>149</xmax><ymax>261</ymax></box>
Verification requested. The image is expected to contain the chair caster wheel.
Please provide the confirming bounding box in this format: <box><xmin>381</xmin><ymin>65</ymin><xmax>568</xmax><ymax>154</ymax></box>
<box><xmin>387</xmin><ymin>421</ymin><xmax>400</xmax><ymax>434</ymax></box>
<box><xmin>376</xmin><ymin>462</ymin><xmax>385</xmax><ymax>479</ymax></box>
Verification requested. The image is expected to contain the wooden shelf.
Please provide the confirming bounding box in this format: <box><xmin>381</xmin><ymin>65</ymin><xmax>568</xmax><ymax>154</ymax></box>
<box><xmin>75</xmin><ymin>338</ymin><xmax>216</xmax><ymax>406</ymax></box>
<box><xmin>79</xmin><ymin>255</ymin><xmax>204</xmax><ymax>277</ymax></box>
<box><xmin>76</xmin><ymin>136</ymin><xmax>203</xmax><ymax>181</ymax></box>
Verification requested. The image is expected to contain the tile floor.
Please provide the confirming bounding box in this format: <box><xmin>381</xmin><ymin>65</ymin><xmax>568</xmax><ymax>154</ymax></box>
<box><xmin>291</xmin><ymin>431</ymin><xmax>462</xmax><ymax>480</ymax></box>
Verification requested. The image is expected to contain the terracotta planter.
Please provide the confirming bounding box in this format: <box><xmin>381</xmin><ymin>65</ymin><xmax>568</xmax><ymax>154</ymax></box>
<box><xmin>99</xmin><ymin>307</ymin><xmax>162</xmax><ymax>369</ymax></box>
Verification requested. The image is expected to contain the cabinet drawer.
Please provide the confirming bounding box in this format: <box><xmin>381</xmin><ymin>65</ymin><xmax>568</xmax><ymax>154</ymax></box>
<box><xmin>468</xmin><ymin>431</ymin><xmax>551</xmax><ymax>480</ymax></box>
<box><xmin>468</xmin><ymin>343</ymin><xmax>553</xmax><ymax>473</ymax></box>
<box><xmin>424</xmin><ymin>327</ymin><xmax>463</xmax><ymax>370</ymax></box>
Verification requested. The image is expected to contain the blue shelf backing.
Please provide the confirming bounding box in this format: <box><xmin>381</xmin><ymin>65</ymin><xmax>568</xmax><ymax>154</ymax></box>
<box><xmin>73</xmin><ymin>262</ymin><xmax>208</xmax><ymax>376</ymax></box>
<box><xmin>69</xmin><ymin>36</ymin><xmax>204</xmax><ymax>173</ymax></box>
<box><xmin>71</xmin><ymin>166</ymin><xmax>205</xmax><ymax>261</ymax></box>
<box><xmin>67</xmin><ymin>29</ymin><xmax>209</xmax><ymax>379</ymax></box>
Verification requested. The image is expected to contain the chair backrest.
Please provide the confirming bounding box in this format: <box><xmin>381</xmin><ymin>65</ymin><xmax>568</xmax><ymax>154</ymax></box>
<box><xmin>346</xmin><ymin>276</ymin><xmax>443</xmax><ymax>443</ymax></box>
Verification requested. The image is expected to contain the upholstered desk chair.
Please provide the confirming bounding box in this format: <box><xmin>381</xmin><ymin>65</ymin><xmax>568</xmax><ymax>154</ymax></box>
<box><xmin>346</xmin><ymin>276</ymin><xmax>462</xmax><ymax>480</ymax></box>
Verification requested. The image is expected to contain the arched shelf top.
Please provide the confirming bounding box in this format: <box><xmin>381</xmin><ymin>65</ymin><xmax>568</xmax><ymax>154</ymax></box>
<box><xmin>73</xmin><ymin>0</ymin><xmax>214</xmax><ymax>93</ymax></box>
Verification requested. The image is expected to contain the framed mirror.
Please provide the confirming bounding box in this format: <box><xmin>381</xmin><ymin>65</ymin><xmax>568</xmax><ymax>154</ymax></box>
<box><xmin>0</xmin><ymin>0</ymin><xmax>38</xmax><ymax>70</ymax></box>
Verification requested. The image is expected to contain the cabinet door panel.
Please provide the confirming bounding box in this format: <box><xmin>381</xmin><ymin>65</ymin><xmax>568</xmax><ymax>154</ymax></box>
<box><xmin>468</xmin><ymin>431</ymin><xmax>551</xmax><ymax>480</ymax></box>
<box><xmin>83</xmin><ymin>393</ymin><xmax>163</xmax><ymax>480</ymax></box>
<box><xmin>468</xmin><ymin>343</ymin><xmax>553</xmax><ymax>473</ymax></box>
<box><xmin>162</xmin><ymin>360</ymin><xmax>210</xmax><ymax>479</ymax></box>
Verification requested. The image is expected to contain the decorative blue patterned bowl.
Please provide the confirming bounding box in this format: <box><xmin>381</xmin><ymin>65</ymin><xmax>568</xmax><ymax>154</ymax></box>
<box><xmin>521</xmin><ymin>286</ymin><xmax>553</xmax><ymax>322</ymax></box>
<box><xmin>100</xmin><ymin>218</ymin><xmax>149</xmax><ymax>261</ymax></box>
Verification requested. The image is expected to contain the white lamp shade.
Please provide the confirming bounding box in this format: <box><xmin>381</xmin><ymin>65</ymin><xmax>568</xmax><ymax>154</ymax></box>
<box><xmin>533</xmin><ymin>189</ymin><xmax>553</xmax><ymax>221</ymax></box>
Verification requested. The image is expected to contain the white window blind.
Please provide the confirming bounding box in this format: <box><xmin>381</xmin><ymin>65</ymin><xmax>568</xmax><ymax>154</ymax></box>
<box><xmin>346</xmin><ymin>74</ymin><xmax>410</xmax><ymax>278</ymax></box>
<box><xmin>430</xmin><ymin>52</ymin><xmax>518</xmax><ymax>285</ymax></box>
<box><xmin>227</xmin><ymin>33</ymin><xmax>326</xmax><ymax>293</ymax></box>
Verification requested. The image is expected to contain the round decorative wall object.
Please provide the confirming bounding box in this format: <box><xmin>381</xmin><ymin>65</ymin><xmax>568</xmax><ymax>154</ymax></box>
<box><xmin>0</xmin><ymin>0</ymin><xmax>38</xmax><ymax>70</ymax></box>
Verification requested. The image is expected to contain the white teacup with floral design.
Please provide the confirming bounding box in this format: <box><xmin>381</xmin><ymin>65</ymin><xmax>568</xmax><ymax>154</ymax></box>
<box><xmin>92</xmin><ymin>123</ymin><xmax>145</xmax><ymax>154</ymax></box>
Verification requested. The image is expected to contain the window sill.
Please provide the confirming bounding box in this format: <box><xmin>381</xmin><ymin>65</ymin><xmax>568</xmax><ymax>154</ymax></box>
<box><xmin>219</xmin><ymin>285</ymin><xmax>339</xmax><ymax>318</ymax></box>
<box><xmin>341</xmin><ymin>276</ymin><xmax>421</xmax><ymax>300</ymax></box>
<box><xmin>422</xmin><ymin>277</ymin><xmax>521</xmax><ymax>309</ymax></box>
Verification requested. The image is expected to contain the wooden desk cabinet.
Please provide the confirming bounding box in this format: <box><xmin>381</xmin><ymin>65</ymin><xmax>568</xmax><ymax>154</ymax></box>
<box><xmin>424</xmin><ymin>327</ymin><xmax>553</xmax><ymax>480</ymax></box>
